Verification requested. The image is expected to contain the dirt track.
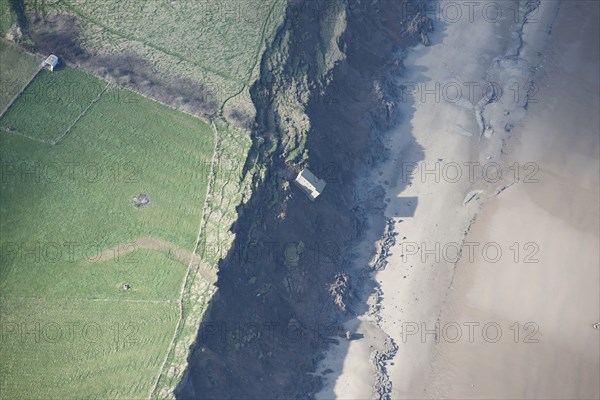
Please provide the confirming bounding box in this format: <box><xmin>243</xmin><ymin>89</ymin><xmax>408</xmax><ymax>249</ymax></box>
<box><xmin>89</xmin><ymin>237</ymin><xmax>217</xmax><ymax>285</ymax></box>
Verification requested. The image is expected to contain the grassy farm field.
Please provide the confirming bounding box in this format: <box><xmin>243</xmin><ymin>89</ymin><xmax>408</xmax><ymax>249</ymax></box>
<box><xmin>1</xmin><ymin>67</ymin><xmax>107</xmax><ymax>143</ymax></box>
<box><xmin>0</xmin><ymin>270</ymin><xmax>181</xmax><ymax>399</ymax></box>
<box><xmin>0</xmin><ymin>63</ymin><xmax>215</xmax><ymax>398</ymax></box>
<box><xmin>1</xmin><ymin>1</ymin><xmax>287</xmax><ymax>397</ymax></box>
<box><xmin>0</xmin><ymin>40</ymin><xmax>42</xmax><ymax>112</ymax></box>
<box><xmin>0</xmin><ymin>1</ymin><xmax>16</xmax><ymax>37</ymax></box>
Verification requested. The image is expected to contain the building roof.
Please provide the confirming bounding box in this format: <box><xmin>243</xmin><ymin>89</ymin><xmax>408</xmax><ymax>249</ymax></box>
<box><xmin>44</xmin><ymin>54</ymin><xmax>59</xmax><ymax>67</ymax></box>
<box><xmin>295</xmin><ymin>168</ymin><xmax>326</xmax><ymax>201</ymax></box>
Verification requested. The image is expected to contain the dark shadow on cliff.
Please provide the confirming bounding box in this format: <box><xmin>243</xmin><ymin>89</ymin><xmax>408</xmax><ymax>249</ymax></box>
<box><xmin>176</xmin><ymin>1</ymin><xmax>436</xmax><ymax>399</ymax></box>
<box><xmin>314</xmin><ymin>13</ymin><xmax>451</xmax><ymax>398</ymax></box>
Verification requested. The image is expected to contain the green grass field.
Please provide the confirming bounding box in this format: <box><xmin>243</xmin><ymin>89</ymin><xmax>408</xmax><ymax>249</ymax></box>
<box><xmin>0</xmin><ymin>1</ymin><xmax>16</xmax><ymax>37</ymax></box>
<box><xmin>0</xmin><ymin>64</ymin><xmax>214</xmax><ymax>398</ymax></box>
<box><xmin>1</xmin><ymin>67</ymin><xmax>107</xmax><ymax>143</ymax></box>
<box><xmin>1</xmin><ymin>1</ymin><xmax>284</xmax><ymax>395</ymax></box>
<box><xmin>0</xmin><ymin>40</ymin><xmax>42</xmax><ymax>112</ymax></box>
<box><xmin>1</xmin><ymin>295</ymin><xmax>180</xmax><ymax>398</ymax></box>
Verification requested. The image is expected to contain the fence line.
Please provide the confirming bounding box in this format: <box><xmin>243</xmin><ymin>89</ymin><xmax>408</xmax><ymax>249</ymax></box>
<box><xmin>0</xmin><ymin>65</ymin><xmax>42</xmax><ymax>119</ymax></box>
<box><xmin>52</xmin><ymin>82</ymin><xmax>111</xmax><ymax>145</ymax></box>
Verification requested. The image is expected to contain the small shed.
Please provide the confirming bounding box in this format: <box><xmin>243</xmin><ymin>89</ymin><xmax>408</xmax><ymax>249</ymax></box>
<box><xmin>133</xmin><ymin>193</ymin><xmax>150</xmax><ymax>207</ymax></box>
<box><xmin>43</xmin><ymin>54</ymin><xmax>59</xmax><ymax>71</ymax></box>
<box><xmin>294</xmin><ymin>168</ymin><xmax>326</xmax><ymax>201</ymax></box>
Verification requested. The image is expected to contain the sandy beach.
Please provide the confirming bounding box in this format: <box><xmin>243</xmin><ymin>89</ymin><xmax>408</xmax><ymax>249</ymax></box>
<box><xmin>317</xmin><ymin>1</ymin><xmax>599</xmax><ymax>399</ymax></box>
<box><xmin>419</xmin><ymin>1</ymin><xmax>600</xmax><ymax>398</ymax></box>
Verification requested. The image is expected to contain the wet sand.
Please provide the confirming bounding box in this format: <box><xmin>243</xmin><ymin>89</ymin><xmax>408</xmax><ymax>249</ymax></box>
<box><xmin>421</xmin><ymin>1</ymin><xmax>600</xmax><ymax>398</ymax></box>
<box><xmin>317</xmin><ymin>1</ymin><xmax>599</xmax><ymax>398</ymax></box>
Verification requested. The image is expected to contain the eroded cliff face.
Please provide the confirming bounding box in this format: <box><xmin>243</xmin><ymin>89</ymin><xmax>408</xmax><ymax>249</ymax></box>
<box><xmin>177</xmin><ymin>1</ymin><xmax>431</xmax><ymax>398</ymax></box>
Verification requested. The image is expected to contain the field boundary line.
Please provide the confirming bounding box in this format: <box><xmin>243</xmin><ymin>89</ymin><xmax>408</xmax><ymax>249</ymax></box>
<box><xmin>0</xmin><ymin>296</ymin><xmax>174</xmax><ymax>304</ymax></box>
<box><xmin>114</xmin><ymin>86</ymin><xmax>215</xmax><ymax>129</ymax></box>
<box><xmin>52</xmin><ymin>82</ymin><xmax>111</xmax><ymax>145</ymax></box>
<box><xmin>149</xmin><ymin>121</ymin><xmax>220</xmax><ymax>399</ymax></box>
<box><xmin>1</xmin><ymin>129</ymin><xmax>53</xmax><ymax>144</ymax></box>
<box><xmin>0</xmin><ymin>64</ymin><xmax>42</xmax><ymax>119</ymax></box>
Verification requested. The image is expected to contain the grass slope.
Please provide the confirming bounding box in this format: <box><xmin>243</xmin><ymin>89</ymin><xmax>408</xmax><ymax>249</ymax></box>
<box><xmin>36</xmin><ymin>0</ymin><xmax>286</xmax><ymax>120</ymax></box>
